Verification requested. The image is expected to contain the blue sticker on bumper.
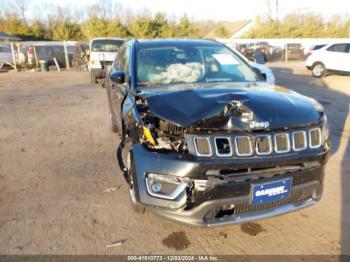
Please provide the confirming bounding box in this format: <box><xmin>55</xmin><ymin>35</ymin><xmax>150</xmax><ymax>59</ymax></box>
<box><xmin>252</xmin><ymin>178</ymin><xmax>292</xmax><ymax>205</ymax></box>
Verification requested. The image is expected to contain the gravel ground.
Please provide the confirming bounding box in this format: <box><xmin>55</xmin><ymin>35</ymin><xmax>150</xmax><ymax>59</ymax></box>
<box><xmin>0</xmin><ymin>63</ymin><xmax>349</xmax><ymax>255</ymax></box>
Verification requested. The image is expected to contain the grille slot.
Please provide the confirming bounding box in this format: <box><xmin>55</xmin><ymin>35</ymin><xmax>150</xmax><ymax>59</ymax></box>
<box><xmin>309</xmin><ymin>128</ymin><xmax>321</xmax><ymax>148</ymax></box>
<box><xmin>292</xmin><ymin>131</ymin><xmax>307</xmax><ymax>151</ymax></box>
<box><xmin>194</xmin><ymin>137</ymin><xmax>212</xmax><ymax>157</ymax></box>
<box><xmin>235</xmin><ymin>136</ymin><xmax>253</xmax><ymax>156</ymax></box>
<box><xmin>255</xmin><ymin>135</ymin><xmax>272</xmax><ymax>155</ymax></box>
<box><xmin>214</xmin><ymin>137</ymin><xmax>232</xmax><ymax>157</ymax></box>
<box><xmin>274</xmin><ymin>133</ymin><xmax>290</xmax><ymax>153</ymax></box>
<box><xmin>234</xmin><ymin>189</ymin><xmax>313</xmax><ymax>216</ymax></box>
<box><xmin>204</xmin><ymin>189</ymin><xmax>313</xmax><ymax>222</ymax></box>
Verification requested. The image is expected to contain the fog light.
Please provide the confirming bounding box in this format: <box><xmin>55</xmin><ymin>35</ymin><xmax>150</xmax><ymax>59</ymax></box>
<box><xmin>151</xmin><ymin>182</ymin><xmax>162</xmax><ymax>193</ymax></box>
<box><xmin>145</xmin><ymin>173</ymin><xmax>189</xmax><ymax>200</ymax></box>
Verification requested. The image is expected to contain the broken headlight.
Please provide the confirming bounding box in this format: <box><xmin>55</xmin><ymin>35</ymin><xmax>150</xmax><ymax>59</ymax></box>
<box><xmin>141</xmin><ymin>119</ymin><xmax>186</xmax><ymax>152</ymax></box>
<box><xmin>145</xmin><ymin>173</ymin><xmax>189</xmax><ymax>200</ymax></box>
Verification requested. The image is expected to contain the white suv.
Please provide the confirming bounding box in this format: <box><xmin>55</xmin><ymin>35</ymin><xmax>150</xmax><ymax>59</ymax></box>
<box><xmin>306</xmin><ymin>42</ymin><xmax>350</xmax><ymax>77</ymax></box>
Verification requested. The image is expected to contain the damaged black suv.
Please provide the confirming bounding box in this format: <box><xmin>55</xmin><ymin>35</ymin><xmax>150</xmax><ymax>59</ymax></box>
<box><xmin>106</xmin><ymin>39</ymin><xmax>330</xmax><ymax>227</ymax></box>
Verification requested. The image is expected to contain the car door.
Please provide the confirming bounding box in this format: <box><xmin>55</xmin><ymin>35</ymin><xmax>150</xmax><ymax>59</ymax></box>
<box><xmin>110</xmin><ymin>46</ymin><xmax>130</xmax><ymax>131</ymax></box>
<box><xmin>324</xmin><ymin>43</ymin><xmax>350</xmax><ymax>71</ymax></box>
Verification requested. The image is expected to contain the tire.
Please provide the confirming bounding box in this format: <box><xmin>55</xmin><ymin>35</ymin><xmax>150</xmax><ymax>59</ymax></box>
<box><xmin>109</xmin><ymin>113</ymin><xmax>118</xmax><ymax>133</ymax></box>
<box><xmin>90</xmin><ymin>72</ymin><xmax>97</xmax><ymax>84</ymax></box>
<box><xmin>312</xmin><ymin>62</ymin><xmax>326</xmax><ymax>78</ymax></box>
<box><xmin>123</xmin><ymin>143</ymin><xmax>145</xmax><ymax>214</ymax></box>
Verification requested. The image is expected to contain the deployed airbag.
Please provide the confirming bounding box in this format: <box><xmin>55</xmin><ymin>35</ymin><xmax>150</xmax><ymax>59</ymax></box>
<box><xmin>149</xmin><ymin>63</ymin><xmax>205</xmax><ymax>84</ymax></box>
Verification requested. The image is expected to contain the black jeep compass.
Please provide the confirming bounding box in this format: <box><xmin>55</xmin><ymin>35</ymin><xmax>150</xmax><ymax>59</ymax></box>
<box><xmin>106</xmin><ymin>39</ymin><xmax>330</xmax><ymax>227</ymax></box>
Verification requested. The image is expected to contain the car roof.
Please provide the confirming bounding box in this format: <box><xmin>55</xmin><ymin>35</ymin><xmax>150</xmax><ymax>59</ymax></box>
<box><xmin>133</xmin><ymin>38</ymin><xmax>224</xmax><ymax>48</ymax></box>
<box><xmin>316</xmin><ymin>41</ymin><xmax>350</xmax><ymax>51</ymax></box>
<box><xmin>325</xmin><ymin>41</ymin><xmax>350</xmax><ymax>46</ymax></box>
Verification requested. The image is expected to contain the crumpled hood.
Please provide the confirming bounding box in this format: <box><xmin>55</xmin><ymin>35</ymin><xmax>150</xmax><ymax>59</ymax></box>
<box><xmin>140</xmin><ymin>83</ymin><xmax>322</xmax><ymax>129</ymax></box>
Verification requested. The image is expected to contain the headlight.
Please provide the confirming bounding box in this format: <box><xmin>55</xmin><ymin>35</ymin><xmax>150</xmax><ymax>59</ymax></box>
<box><xmin>145</xmin><ymin>173</ymin><xmax>189</xmax><ymax>200</ymax></box>
<box><xmin>91</xmin><ymin>60</ymin><xmax>100</xmax><ymax>65</ymax></box>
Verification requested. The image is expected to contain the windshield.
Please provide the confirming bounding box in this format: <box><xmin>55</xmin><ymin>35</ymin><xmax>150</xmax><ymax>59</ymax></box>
<box><xmin>91</xmin><ymin>39</ymin><xmax>123</xmax><ymax>52</ymax></box>
<box><xmin>137</xmin><ymin>45</ymin><xmax>259</xmax><ymax>87</ymax></box>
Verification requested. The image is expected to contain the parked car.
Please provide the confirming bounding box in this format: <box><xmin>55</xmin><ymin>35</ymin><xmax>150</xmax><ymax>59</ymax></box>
<box><xmin>88</xmin><ymin>37</ymin><xmax>124</xmax><ymax>83</ymax></box>
<box><xmin>107</xmin><ymin>39</ymin><xmax>330</xmax><ymax>227</ymax></box>
<box><xmin>227</xmin><ymin>45</ymin><xmax>275</xmax><ymax>85</ymax></box>
<box><xmin>283</xmin><ymin>43</ymin><xmax>305</xmax><ymax>60</ymax></box>
<box><xmin>306</xmin><ymin>42</ymin><xmax>350</xmax><ymax>77</ymax></box>
<box><xmin>304</xmin><ymin>44</ymin><xmax>327</xmax><ymax>59</ymax></box>
<box><xmin>0</xmin><ymin>44</ymin><xmax>13</xmax><ymax>69</ymax></box>
<box><xmin>239</xmin><ymin>42</ymin><xmax>269</xmax><ymax>63</ymax></box>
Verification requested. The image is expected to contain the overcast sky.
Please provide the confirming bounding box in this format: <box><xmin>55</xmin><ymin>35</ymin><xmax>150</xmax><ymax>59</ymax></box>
<box><xmin>4</xmin><ymin>0</ymin><xmax>350</xmax><ymax>21</ymax></box>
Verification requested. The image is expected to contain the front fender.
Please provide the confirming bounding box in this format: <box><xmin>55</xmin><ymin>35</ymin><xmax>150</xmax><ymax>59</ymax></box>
<box><xmin>121</xmin><ymin>93</ymin><xmax>142</xmax><ymax>140</ymax></box>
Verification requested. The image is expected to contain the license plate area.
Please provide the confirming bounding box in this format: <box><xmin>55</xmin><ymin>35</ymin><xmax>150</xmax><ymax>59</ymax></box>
<box><xmin>252</xmin><ymin>178</ymin><xmax>292</xmax><ymax>205</ymax></box>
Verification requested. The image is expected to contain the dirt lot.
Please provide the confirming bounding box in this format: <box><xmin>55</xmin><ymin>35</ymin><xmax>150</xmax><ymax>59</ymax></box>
<box><xmin>0</xmin><ymin>62</ymin><xmax>349</xmax><ymax>255</ymax></box>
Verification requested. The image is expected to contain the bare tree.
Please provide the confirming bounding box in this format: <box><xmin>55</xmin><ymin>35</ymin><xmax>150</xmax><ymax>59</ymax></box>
<box><xmin>266</xmin><ymin>0</ymin><xmax>272</xmax><ymax>20</ymax></box>
<box><xmin>12</xmin><ymin>0</ymin><xmax>30</xmax><ymax>21</ymax></box>
<box><xmin>265</xmin><ymin>0</ymin><xmax>279</xmax><ymax>21</ymax></box>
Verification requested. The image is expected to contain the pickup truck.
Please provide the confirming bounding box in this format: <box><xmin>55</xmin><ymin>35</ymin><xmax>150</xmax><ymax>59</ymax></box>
<box><xmin>88</xmin><ymin>37</ymin><xmax>124</xmax><ymax>83</ymax></box>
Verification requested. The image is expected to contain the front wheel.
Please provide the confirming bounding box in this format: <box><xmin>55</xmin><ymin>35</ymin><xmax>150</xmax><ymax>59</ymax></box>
<box><xmin>312</xmin><ymin>62</ymin><xmax>326</xmax><ymax>78</ymax></box>
<box><xmin>124</xmin><ymin>145</ymin><xmax>146</xmax><ymax>214</ymax></box>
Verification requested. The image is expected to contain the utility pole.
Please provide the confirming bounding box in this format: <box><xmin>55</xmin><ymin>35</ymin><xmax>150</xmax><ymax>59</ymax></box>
<box><xmin>63</xmin><ymin>40</ymin><xmax>70</xmax><ymax>70</ymax></box>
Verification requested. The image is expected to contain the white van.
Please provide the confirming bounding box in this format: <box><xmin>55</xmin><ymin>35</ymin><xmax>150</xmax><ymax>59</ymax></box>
<box><xmin>89</xmin><ymin>37</ymin><xmax>124</xmax><ymax>83</ymax></box>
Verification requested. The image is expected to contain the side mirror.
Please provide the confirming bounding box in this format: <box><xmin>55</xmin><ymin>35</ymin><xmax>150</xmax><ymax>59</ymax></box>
<box><xmin>110</xmin><ymin>71</ymin><xmax>125</xmax><ymax>84</ymax></box>
<box><xmin>251</xmin><ymin>67</ymin><xmax>265</xmax><ymax>80</ymax></box>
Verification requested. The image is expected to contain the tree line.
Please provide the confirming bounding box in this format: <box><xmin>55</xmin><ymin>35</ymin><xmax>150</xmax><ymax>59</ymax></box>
<box><xmin>243</xmin><ymin>13</ymin><xmax>350</xmax><ymax>38</ymax></box>
<box><xmin>0</xmin><ymin>0</ymin><xmax>349</xmax><ymax>41</ymax></box>
<box><xmin>0</xmin><ymin>3</ymin><xmax>201</xmax><ymax>41</ymax></box>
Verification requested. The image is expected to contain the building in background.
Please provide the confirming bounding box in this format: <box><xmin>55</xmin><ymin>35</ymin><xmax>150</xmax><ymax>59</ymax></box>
<box><xmin>204</xmin><ymin>19</ymin><xmax>255</xmax><ymax>39</ymax></box>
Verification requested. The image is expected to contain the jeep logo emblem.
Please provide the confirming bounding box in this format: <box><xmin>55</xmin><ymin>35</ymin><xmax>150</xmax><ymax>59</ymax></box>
<box><xmin>249</xmin><ymin>121</ymin><xmax>270</xmax><ymax>129</ymax></box>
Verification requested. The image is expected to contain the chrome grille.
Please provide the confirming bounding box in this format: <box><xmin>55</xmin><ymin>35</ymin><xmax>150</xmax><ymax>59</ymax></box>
<box><xmin>309</xmin><ymin>128</ymin><xmax>321</xmax><ymax>148</ymax></box>
<box><xmin>190</xmin><ymin>127</ymin><xmax>322</xmax><ymax>158</ymax></box>
<box><xmin>214</xmin><ymin>137</ymin><xmax>232</xmax><ymax>157</ymax></box>
<box><xmin>274</xmin><ymin>133</ymin><xmax>290</xmax><ymax>153</ymax></box>
<box><xmin>255</xmin><ymin>135</ymin><xmax>272</xmax><ymax>155</ymax></box>
<box><xmin>235</xmin><ymin>136</ymin><xmax>253</xmax><ymax>156</ymax></box>
<box><xmin>194</xmin><ymin>137</ymin><xmax>212</xmax><ymax>157</ymax></box>
<box><xmin>293</xmin><ymin>131</ymin><xmax>307</xmax><ymax>151</ymax></box>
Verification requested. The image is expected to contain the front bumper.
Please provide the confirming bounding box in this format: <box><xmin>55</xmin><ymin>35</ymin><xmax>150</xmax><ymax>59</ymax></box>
<box><xmin>129</xmin><ymin>144</ymin><xmax>328</xmax><ymax>227</ymax></box>
<box><xmin>150</xmin><ymin>181</ymin><xmax>321</xmax><ymax>227</ymax></box>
